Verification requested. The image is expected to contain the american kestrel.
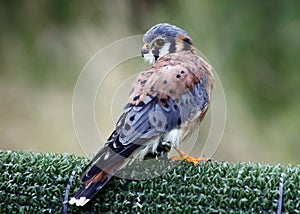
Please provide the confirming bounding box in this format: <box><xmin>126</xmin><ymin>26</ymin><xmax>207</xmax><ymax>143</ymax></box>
<box><xmin>69</xmin><ymin>23</ymin><xmax>214</xmax><ymax>206</ymax></box>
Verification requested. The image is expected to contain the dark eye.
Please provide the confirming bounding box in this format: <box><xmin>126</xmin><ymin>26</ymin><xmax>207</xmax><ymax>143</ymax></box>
<box><xmin>155</xmin><ymin>39</ymin><xmax>164</xmax><ymax>47</ymax></box>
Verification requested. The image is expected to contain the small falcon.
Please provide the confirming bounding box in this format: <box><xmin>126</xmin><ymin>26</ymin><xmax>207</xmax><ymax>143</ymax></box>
<box><xmin>70</xmin><ymin>23</ymin><xmax>214</xmax><ymax>206</ymax></box>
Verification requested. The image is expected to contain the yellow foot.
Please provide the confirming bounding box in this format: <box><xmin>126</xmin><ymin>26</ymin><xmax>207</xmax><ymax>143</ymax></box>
<box><xmin>171</xmin><ymin>148</ymin><xmax>210</xmax><ymax>166</ymax></box>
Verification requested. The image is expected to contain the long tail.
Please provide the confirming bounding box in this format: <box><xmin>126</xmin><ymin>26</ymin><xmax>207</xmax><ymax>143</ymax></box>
<box><xmin>69</xmin><ymin>142</ymin><xmax>140</xmax><ymax>206</ymax></box>
<box><xmin>69</xmin><ymin>168</ymin><xmax>113</xmax><ymax>206</ymax></box>
<box><xmin>69</xmin><ymin>171</ymin><xmax>112</xmax><ymax>206</ymax></box>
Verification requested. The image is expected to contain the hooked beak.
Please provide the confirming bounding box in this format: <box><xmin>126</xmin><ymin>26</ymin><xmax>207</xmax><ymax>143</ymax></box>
<box><xmin>141</xmin><ymin>44</ymin><xmax>151</xmax><ymax>57</ymax></box>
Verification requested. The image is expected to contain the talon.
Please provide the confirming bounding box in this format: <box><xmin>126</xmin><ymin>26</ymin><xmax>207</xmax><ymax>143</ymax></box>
<box><xmin>170</xmin><ymin>148</ymin><xmax>210</xmax><ymax>166</ymax></box>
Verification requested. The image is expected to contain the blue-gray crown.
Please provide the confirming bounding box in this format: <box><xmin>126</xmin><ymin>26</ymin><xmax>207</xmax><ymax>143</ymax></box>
<box><xmin>143</xmin><ymin>23</ymin><xmax>189</xmax><ymax>44</ymax></box>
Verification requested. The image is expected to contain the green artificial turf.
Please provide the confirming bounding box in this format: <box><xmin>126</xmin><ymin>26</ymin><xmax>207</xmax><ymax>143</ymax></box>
<box><xmin>0</xmin><ymin>150</ymin><xmax>299</xmax><ymax>213</ymax></box>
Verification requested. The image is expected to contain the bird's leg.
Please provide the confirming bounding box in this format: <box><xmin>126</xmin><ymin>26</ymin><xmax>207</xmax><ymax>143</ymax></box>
<box><xmin>171</xmin><ymin>148</ymin><xmax>210</xmax><ymax>166</ymax></box>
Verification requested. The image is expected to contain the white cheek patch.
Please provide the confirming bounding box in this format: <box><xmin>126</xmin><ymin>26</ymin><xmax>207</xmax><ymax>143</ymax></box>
<box><xmin>143</xmin><ymin>52</ymin><xmax>155</xmax><ymax>64</ymax></box>
<box><xmin>159</xmin><ymin>43</ymin><xmax>171</xmax><ymax>58</ymax></box>
<box><xmin>142</xmin><ymin>42</ymin><xmax>171</xmax><ymax>64</ymax></box>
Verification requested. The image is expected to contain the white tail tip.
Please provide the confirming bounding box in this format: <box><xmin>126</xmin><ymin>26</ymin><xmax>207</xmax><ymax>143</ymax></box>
<box><xmin>69</xmin><ymin>197</ymin><xmax>90</xmax><ymax>206</ymax></box>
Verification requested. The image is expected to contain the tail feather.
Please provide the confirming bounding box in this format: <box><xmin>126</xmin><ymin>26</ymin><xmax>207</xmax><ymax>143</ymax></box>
<box><xmin>69</xmin><ymin>171</ymin><xmax>112</xmax><ymax>206</ymax></box>
<box><xmin>69</xmin><ymin>143</ymin><xmax>139</xmax><ymax>206</ymax></box>
<box><xmin>69</xmin><ymin>156</ymin><xmax>124</xmax><ymax>206</ymax></box>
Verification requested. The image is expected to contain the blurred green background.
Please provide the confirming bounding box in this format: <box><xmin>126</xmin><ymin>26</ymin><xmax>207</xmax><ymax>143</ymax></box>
<box><xmin>1</xmin><ymin>0</ymin><xmax>299</xmax><ymax>164</ymax></box>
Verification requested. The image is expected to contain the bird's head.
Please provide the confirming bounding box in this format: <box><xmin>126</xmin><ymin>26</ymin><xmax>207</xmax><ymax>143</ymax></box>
<box><xmin>141</xmin><ymin>23</ymin><xmax>193</xmax><ymax>64</ymax></box>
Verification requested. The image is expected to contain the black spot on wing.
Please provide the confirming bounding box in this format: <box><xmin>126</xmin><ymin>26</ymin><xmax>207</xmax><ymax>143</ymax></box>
<box><xmin>133</xmin><ymin>96</ymin><xmax>153</xmax><ymax>111</ymax></box>
<box><xmin>140</xmin><ymin>80</ymin><xmax>147</xmax><ymax>85</ymax></box>
<box><xmin>136</xmin><ymin>101</ymin><xmax>145</xmax><ymax>107</ymax></box>
<box><xmin>177</xmin><ymin>118</ymin><xmax>181</xmax><ymax>126</ymax></box>
<box><xmin>129</xmin><ymin>115</ymin><xmax>135</xmax><ymax>121</ymax></box>
<box><xmin>160</xmin><ymin>98</ymin><xmax>167</xmax><ymax>103</ymax></box>
<box><xmin>133</xmin><ymin>95</ymin><xmax>140</xmax><ymax>101</ymax></box>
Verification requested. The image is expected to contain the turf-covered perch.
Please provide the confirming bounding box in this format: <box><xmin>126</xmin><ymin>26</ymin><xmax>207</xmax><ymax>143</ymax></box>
<box><xmin>0</xmin><ymin>150</ymin><xmax>299</xmax><ymax>213</ymax></box>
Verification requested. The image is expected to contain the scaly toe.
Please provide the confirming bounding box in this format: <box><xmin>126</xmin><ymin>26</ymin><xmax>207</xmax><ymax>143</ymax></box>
<box><xmin>171</xmin><ymin>155</ymin><xmax>210</xmax><ymax>166</ymax></box>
